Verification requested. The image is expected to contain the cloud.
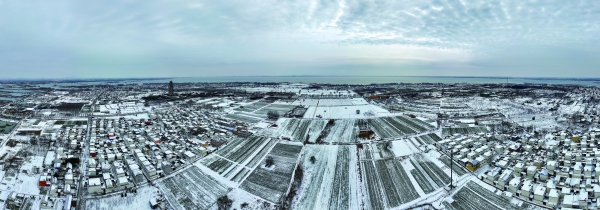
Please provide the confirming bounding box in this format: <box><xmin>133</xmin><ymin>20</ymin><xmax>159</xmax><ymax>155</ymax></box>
<box><xmin>0</xmin><ymin>0</ymin><xmax>599</xmax><ymax>78</ymax></box>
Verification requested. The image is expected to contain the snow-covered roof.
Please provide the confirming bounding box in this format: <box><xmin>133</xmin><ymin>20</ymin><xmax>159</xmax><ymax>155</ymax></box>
<box><xmin>89</xmin><ymin>178</ymin><xmax>101</xmax><ymax>186</ymax></box>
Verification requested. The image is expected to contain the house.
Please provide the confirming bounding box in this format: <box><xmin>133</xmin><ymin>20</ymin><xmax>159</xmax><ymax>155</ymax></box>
<box><xmin>88</xmin><ymin>178</ymin><xmax>103</xmax><ymax>194</ymax></box>
<box><xmin>548</xmin><ymin>189</ymin><xmax>559</xmax><ymax>206</ymax></box>
<box><xmin>534</xmin><ymin>185</ymin><xmax>546</xmax><ymax>202</ymax></box>
<box><xmin>520</xmin><ymin>180</ymin><xmax>533</xmax><ymax>199</ymax></box>
<box><xmin>508</xmin><ymin>177</ymin><xmax>522</xmax><ymax>193</ymax></box>
<box><xmin>496</xmin><ymin>169</ymin><xmax>513</xmax><ymax>189</ymax></box>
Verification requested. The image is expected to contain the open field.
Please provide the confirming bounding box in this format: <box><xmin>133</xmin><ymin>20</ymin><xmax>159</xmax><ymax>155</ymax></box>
<box><xmin>272</xmin><ymin>118</ymin><xmax>326</xmax><ymax>142</ymax></box>
<box><xmin>200</xmin><ymin>136</ymin><xmax>276</xmax><ymax>182</ymax></box>
<box><xmin>415</xmin><ymin>133</ymin><xmax>442</xmax><ymax>144</ymax></box>
<box><xmin>293</xmin><ymin>145</ymin><xmax>360</xmax><ymax>209</ymax></box>
<box><xmin>0</xmin><ymin>121</ymin><xmax>16</xmax><ymax>134</ymax></box>
<box><xmin>233</xmin><ymin>102</ymin><xmax>271</xmax><ymax>112</ymax></box>
<box><xmin>366</xmin><ymin>116</ymin><xmax>434</xmax><ymax>139</ymax></box>
<box><xmin>241</xmin><ymin>143</ymin><xmax>303</xmax><ymax>203</ymax></box>
<box><xmin>439</xmin><ymin>156</ymin><xmax>469</xmax><ymax>176</ymax></box>
<box><xmin>444</xmin><ymin>181</ymin><xmax>537</xmax><ymax>210</ymax></box>
<box><xmin>158</xmin><ymin>167</ymin><xmax>231</xmax><ymax>210</ymax></box>
<box><xmin>254</xmin><ymin>104</ymin><xmax>297</xmax><ymax>115</ymax></box>
<box><xmin>224</xmin><ymin>113</ymin><xmax>263</xmax><ymax>123</ymax></box>
<box><xmin>322</xmin><ymin>119</ymin><xmax>359</xmax><ymax>143</ymax></box>
<box><xmin>442</xmin><ymin>126</ymin><xmax>489</xmax><ymax>136</ymax></box>
<box><xmin>361</xmin><ymin>159</ymin><xmax>420</xmax><ymax>210</ymax></box>
<box><xmin>86</xmin><ymin>186</ymin><xmax>165</xmax><ymax>210</ymax></box>
<box><xmin>410</xmin><ymin>154</ymin><xmax>451</xmax><ymax>187</ymax></box>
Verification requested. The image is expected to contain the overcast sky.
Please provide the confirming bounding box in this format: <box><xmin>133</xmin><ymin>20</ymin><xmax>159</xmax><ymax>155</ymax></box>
<box><xmin>1</xmin><ymin>0</ymin><xmax>599</xmax><ymax>78</ymax></box>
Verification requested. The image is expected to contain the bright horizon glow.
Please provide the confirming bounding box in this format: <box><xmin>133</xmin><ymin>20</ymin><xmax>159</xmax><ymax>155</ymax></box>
<box><xmin>1</xmin><ymin>0</ymin><xmax>599</xmax><ymax>79</ymax></box>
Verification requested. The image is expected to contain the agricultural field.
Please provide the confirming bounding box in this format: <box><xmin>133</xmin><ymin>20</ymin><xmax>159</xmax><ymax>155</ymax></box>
<box><xmin>444</xmin><ymin>181</ymin><xmax>537</xmax><ymax>210</ymax></box>
<box><xmin>442</xmin><ymin>126</ymin><xmax>489</xmax><ymax>136</ymax></box>
<box><xmin>0</xmin><ymin>121</ymin><xmax>16</xmax><ymax>134</ymax></box>
<box><xmin>392</xmin><ymin>115</ymin><xmax>436</xmax><ymax>132</ymax></box>
<box><xmin>233</xmin><ymin>102</ymin><xmax>271</xmax><ymax>112</ymax></box>
<box><xmin>272</xmin><ymin>118</ymin><xmax>326</xmax><ymax>142</ymax></box>
<box><xmin>414</xmin><ymin>133</ymin><xmax>443</xmax><ymax>144</ymax></box>
<box><xmin>254</xmin><ymin>104</ymin><xmax>297</xmax><ymax>115</ymax></box>
<box><xmin>86</xmin><ymin>186</ymin><xmax>166</xmax><ymax>210</ymax></box>
<box><xmin>322</xmin><ymin>119</ymin><xmax>358</xmax><ymax>143</ymax></box>
<box><xmin>200</xmin><ymin>136</ymin><xmax>276</xmax><ymax>182</ymax></box>
<box><xmin>361</xmin><ymin>159</ymin><xmax>420</xmax><ymax>210</ymax></box>
<box><xmin>359</xmin><ymin>142</ymin><xmax>396</xmax><ymax>160</ymax></box>
<box><xmin>224</xmin><ymin>113</ymin><xmax>263</xmax><ymax>123</ymax></box>
<box><xmin>241</xmin><ymin>143</ymin><xmax>303</xmax><ymax>203</ymax></box>
<box><xmin>304</xmin><ymin>104</ymin><xmax>390</xmax><ymax>119</ymax></box>
<box><xmin>158</xmin><ymin>166</ymin><xmax>231</xmax><ymax>210</ymax></box>
<box><xmin>409</xmin><ymin>154</ymin><xmax>451</xmax><ymax>187</ymax></box>
<box><xmin>367</xmin><ymin>116</ymin><xmax>433</xmax><ymax>139</ymax></box>
<box><xmin>439</xmin><ymin>156</ymin><xmax>469</xmax><ymax>176</ymax></box>
<box><xmin>293</xmin><ymin>145</ymin><xmax>360</xmax><ymax>210</ymax></box>
<box><xmin>291</xmin><ymin>98</ymin><xmax>356</xmax><ymax>106</ymax></box>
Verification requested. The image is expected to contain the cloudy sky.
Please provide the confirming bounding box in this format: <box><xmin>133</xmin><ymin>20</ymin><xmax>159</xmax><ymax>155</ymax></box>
<box><xmin>1</xmin><ymin>0</ymin><xmax>599</xmax><ymax>78</ymax></box>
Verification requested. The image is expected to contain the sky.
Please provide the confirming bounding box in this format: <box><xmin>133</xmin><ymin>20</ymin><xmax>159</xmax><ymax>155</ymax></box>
<box><xmin>1</xmin><ymin>0</ymin><xmax>599</xmax><ymax>78</ymax></box>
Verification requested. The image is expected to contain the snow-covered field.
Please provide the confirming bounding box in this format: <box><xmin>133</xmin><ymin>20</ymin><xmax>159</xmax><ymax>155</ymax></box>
<box><xmin>444</xmin><ymin>181</ymin><xmax>541</xmax><ymax>210</ymax></box>
<box><xmin>224</xmin><ymin>113</ymin><xmax>263</xmax><ymax>123</ymax></box>
<box><xmin>240</xmin><ymin>143</ymin><xmax>303</xmax><ymax>203</ymax></box>
<box><xmin>86</xmin><ymin>186</ymin><xmax>164</xmax><ymax>210</ymax></box>
<box><xmin>367</xmin><ymin>116</ymin><xmax>434</xmax><ymax>139</ymax></box>
<box><xmin>304</xmin><ymin>104</ymin><xmax>390</xmax><ymax>119</ymax></box>
<box><xmin>200</xmin><ymin>136</ymin><xmax>277</xmax><ymax>182</ymax></box>
<box><xmin>245</xmin><ymin>85</ymin><xmax>355</xmax><ymax>97</ymax></box>
<box><xmin>253</xmin><ymin>104</ymin><xmax>297</xmax><ymax>116</ymax></box>
<box><xmin>361</xmin><ymin>158</ymin><xmax>420</xmax><ymax>210</ymax></box>
<box><xmin>272</xmin><ymin>118</ymin><xmax>326</xmax><ymax>142</ymax></box>
<box><xmin>323</xmin><ymin>119</ymin><xmax>358</xmax><ymax>143</ymax></box>
<box><xmin>158</xmin><ymin>166</ymin><xmax>232</xmax><ymax>210</ymax></box>
<box><xmin>0</xmin><ymin>156</ymin><xmax>44</xmax><ymax>195</ymax></box>
<box><xmin>293</xmin><ymin>145</ymin><xmax>361</xmax><ymax>209</ymax></box>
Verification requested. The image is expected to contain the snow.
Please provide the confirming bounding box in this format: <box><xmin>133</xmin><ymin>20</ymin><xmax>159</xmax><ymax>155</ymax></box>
<box><xmin>293</xmin><ymin>145</ymin><xmax>360</xmax><ymax>210</ymax></box>
<box><xmin>222</xmin><ymin>188</ymin><xmax>276</xmax><ymax>210</ymax></box>
<box><xmin>86</xmin><ymin>186</ymin><xmax>164</xmax><ymax>210</ymax></box>
<box><xmin>390</xmin><ymin>140</ymin><xmax>417</xmax><ymax>157</ymax></box>
<box><xmin>304</xmin><ymin>104</ymin><xmax>391</xmax><ymax>119</ymax></box>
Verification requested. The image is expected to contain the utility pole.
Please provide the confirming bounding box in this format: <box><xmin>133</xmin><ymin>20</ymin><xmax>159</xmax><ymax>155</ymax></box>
<box><xmin>450</xmin><ymin>149</ymin><xmax>453</xmax><ymax>189</ymax></box>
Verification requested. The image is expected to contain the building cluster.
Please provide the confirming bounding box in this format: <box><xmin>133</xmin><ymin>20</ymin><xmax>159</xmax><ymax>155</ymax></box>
<box><xmin>441</xmin><ymin>129</ymin><xmax>600</xmax><ymax>209</ymax></box>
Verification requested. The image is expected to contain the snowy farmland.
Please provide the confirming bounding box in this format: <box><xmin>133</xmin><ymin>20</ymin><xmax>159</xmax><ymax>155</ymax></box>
<box><xmin>86</xmin><ymin>186</ymin><xmax>164</xmax><ymax>210</ymax></box>
<box><xmin>444</xmin><ymin>181</ymin><xmax>540</xmax><ymax>210</ymax></box>
<box><xmin>304</xmin><ymin>104</ymin><xmax>390</xmax><ymax>119</ymax></box>
<box><xmin>359</xmin><ymin>141</ymin><xmax>418</xmax><ymax>160</ymax></box>
<box><xmin>224</xmin><ymin>113</ymin><xmax>263</xmax><ymax>123</ymax></box>
<box><xmin>293</xmin><ymin>145</ymin><xmax>361</xmax><ymax>209</ymax></box>
<box><xmin>272</xmin><ymin>118</ymin><xmax>326</xmax><ymax>142</ymax></box>
<box><xmin>442</xmin><ymin>126</ymin><xmax>489</xmax><ymax>136</ymax></box>
<box><xmin>241</xmin><ymin>143</ymin><xmax>303</xmax><ymax>203</ymax></box>
<box><xmin>158</xmin><ymin>166</ymin><xmax>232</xmax><ymax>210</ymax></box>
<box><xmin>415</xmin><ymin>133</ymin><xmax>443</xmax><ymax>144</ymax></box>
<box><xmin>322</xmin><ymin>119</ymin><xmax>359</xmax><ymax>143</ymax></box>
<box><xmin>360</xmin><ymin>158</ymin><xmax>421</xmax><ymax>210</ymax></box>
<box><xmin>200</xmin><ymin>136</ymin><xmax>276</xmax><ymax>182</ymax></box>
<box><xmin>253</xmin><ymin>104</ymin><xmax>297</xmax><ymax>116</ymax></box>
<box><xmin>233</xmin><ymin>102</ymin><xmax>271</xmax><ymax>113</ymax></box>
<box><xmin>367</xmin><ymin>116</ymin><xmax>435</xmax><ymax>139</ymax></box>
<box><xmin>409</xmin><ymin>154</ymin><xmax>451</xmax><ymax>190</ymax></box>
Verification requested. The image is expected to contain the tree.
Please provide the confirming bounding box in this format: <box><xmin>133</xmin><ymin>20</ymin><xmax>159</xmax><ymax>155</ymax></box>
<box><xmin>267</xmin><ymin>111</ymin><xmax>280</xmax><ymax>120</ymax></box>
<box><xmin>217</xmin><ymin>195</ymin><xmax>233</xmax><ymax>210</ymax></box>
<box><xmin>265</xmin><ymin>156</ymin><xmax>274</xmax><ymax>167</ymax></box>
<box><xmin>310</xmin><ymin>156</ymin><xmax>316</xmax><ymax>164</ymax></box>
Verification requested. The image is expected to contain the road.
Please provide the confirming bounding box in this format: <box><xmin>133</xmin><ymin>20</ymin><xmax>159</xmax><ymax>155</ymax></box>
<box><xmin>76</xmin><ymin>98</ymin><xmax>96</xmax><ymax>210</ymax></box>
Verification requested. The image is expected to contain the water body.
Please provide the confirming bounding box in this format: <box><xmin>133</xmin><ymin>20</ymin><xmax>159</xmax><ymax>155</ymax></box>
<box><xmin>163</xmin><ymin>76</ymin><xmax>600</xmax><ymax>87</ymax></box>
<box><xmin>7</xmin><ymin>76</ymin><xmax>600</xmax><ymax>87</ymax></box>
